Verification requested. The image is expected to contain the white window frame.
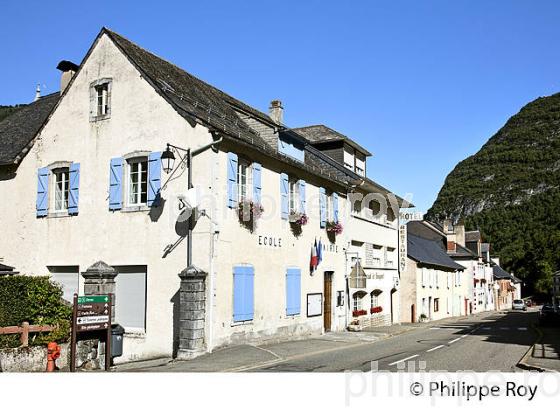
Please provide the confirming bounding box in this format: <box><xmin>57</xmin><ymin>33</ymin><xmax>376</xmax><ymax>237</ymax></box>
<box><xmin>96</xmin><ymin>83</ymin><xmax>109</xmax><ymax>116</ymax></box>
<box><xmin>237</xmin><ymin>159</ymin><xmax>253</xmax><ymax>203</ymax></box>
<box><xmin>52</xmin><ymin>167</ymin><xmax>70</xmax><ymax>212</ymax></box>
<box><xmin>126</xmin><ymin>157</ymin><xmax>149</xmax><ymax>207</ymax></box>
<box><xmin>288</xmin><ymin>178</ymin><xmax>299</xmax><ymax>214</ymax></box>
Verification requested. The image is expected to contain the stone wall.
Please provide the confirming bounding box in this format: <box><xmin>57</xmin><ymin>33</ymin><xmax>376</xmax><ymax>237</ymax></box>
<box><xmin>0</xmin><ymin>343</ymin><xmax>69</xmax><ymax>372</ymax></box>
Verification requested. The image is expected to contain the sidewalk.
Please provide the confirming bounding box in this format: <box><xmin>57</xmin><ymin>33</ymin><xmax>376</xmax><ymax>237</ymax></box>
<box><xmin>522</xmin><ymin>326</ymin><xmax>560</xmax><ymax>372</ymax></box>
<box><xmin>115</xmin><ymin>313</ymin><xmax>490</xmax><ymax>372</ymax></box>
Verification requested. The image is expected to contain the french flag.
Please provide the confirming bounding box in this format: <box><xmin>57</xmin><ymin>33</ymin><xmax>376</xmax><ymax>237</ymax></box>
<box><xmin>310</xmin><ymin>240</ymin><xmax>318</xmax><ymax>272</ymax></box>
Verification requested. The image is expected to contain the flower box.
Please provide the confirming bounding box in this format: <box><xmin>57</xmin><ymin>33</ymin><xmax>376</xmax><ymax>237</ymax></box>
<box><xmin>289</xmin><ymin>212</ymin><xmax>308</xmax><ymax>226</ymax></box>
<box><xmin>370</xmin><ymin>306</ymin><xmax>383</xmax><ymax>314</ymax></box>
<box><xmin>326</xmin><ymin>221</ymin><xmax>343</xmax><ymax>235</ymax></box>
<box><xmin>352</xmin><ymin>309</ymin><xmax>368</xmax><ymax>317</ymax></box>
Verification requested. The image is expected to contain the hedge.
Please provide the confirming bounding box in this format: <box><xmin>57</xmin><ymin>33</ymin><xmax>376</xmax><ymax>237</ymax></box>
<box><xmin>0</xmin><ymin>275</ymin><xmax>72</xmax><ymax>348</ymax></box>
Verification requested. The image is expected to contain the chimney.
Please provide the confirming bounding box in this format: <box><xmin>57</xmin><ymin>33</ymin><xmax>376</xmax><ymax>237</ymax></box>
<box><xmin>455</xmin><ymin>221</ymin><xmax>465</xmax><ymax>248</ymax></box>
<box><xmin>34</xmin><ymin>84</ymin><xmax>41</xmax><ymax>102</ymax></box>
<box><xmin>443</xmin><ymin>219</ymin><xmax>457</xmax><ymax>253</ymax></box>
<box><xmin>56</xmin><ymin>60</ymin><xmax>79</xmax><ymax>93</ymax></box>
<box><xmin>269</xmin><ymin>100</ymin><xmax>284</xmax><ymax>124</ymax></box>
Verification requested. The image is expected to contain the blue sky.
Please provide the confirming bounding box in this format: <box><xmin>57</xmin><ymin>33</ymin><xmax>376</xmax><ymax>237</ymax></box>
<box><xmin>2</xmin><ymin>1</ymin><xmax>560</xmax><ymax>211</ymax></box>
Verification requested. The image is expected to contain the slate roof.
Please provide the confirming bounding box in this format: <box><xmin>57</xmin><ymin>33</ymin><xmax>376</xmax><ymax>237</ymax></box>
<box><xmin>406</xmin><ymin>221</ymin><xmax>477</xmax><ymax>259</ymax></box>
<box><xmin>294</xmin><ymin>125</ymin><xmax>372</xmax><ymax>156</ymax></box>
<box><xmin>0</xmin><ymin>92</ymin><xmax>60</xmax><ymax>165</ymax></box>
<box><xmin>407</xmin><ymin>233</ymin><xmax>465</xmax><ymax>271</ymax></box>
<box><xmin>465</xmin><ymin>231</ymin><xmax>481</xmax><ymax>242</ymax></box>
<box><xmin>493</xmin><ymin>264</ymin><xmax>513</xmax><ymax>280</ymax></box>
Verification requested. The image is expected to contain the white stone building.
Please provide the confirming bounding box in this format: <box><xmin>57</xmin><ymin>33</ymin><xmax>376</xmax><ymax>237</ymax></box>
<box><xmin>0</xmin><ymin>28</ymin><xmax>406</xmax><ymax>363</ymax></box>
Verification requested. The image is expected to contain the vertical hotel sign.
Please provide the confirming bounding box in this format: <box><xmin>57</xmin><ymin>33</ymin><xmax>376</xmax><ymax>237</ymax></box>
<box><xmin>399</xmin><ymin>223</ymin><xmax>407</xmax><ymax>273</ymax></box>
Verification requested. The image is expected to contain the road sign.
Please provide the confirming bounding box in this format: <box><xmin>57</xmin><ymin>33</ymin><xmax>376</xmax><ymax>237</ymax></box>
<box><xmin>71</xmin><ymin>294</ymin><xmax>112</xmax><ymax>372</ymax></box>
<box><xmin>78</xmin><ymin>295</ymin><xmax>109</xmax><ymax>304</ymax></box>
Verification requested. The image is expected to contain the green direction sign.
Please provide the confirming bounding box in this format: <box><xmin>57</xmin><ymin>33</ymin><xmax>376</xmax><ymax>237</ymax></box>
<box><xmin>77</xmin><ymin>295</ymin><xmax>109</xmax><ymax>304</ymax></box>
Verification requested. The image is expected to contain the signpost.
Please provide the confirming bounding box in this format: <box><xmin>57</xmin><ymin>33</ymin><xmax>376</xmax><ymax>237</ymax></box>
<box><xmin>70</xmin><ymin>294</ymin><xmax>112</xmax><ymax>372</ymax></box>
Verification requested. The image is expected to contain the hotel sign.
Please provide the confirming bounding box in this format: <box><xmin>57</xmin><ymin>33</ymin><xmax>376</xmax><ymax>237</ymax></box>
<box><xmin>399</xmin><ymin>224</ymin><xmax>407</xmax><ymax>273</ymax></box>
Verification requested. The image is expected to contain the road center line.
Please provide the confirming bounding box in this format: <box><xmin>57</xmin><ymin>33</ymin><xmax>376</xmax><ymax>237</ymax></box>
<box><xmin>448</xmin><ymin>337</ymin><xmax>461</xmax><ymax>344</ymax></box>
<box><xmin>426</xmin><ymin>345</ymin><xmax>444</xmax><ymax>352</ymax></box>
<box><xmin>388</xmin><ymin>354</ymin><xmax>419</xmax><ymax>366</ymax></box>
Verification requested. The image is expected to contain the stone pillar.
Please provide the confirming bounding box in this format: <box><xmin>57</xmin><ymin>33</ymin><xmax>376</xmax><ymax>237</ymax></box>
<box><xmin>177</xmin><ymin>265</ymin><xmax>207</xmax><ymax>360</ymax></box>
<box><xmin>78</xmin><ymin>261</ymin><xmax>118</xmax><ymax>370</ymax></box>
<box><xmin>81</xmin><ymin>261</ymin><xmax>117</xmax><ymax>321</ymax></box>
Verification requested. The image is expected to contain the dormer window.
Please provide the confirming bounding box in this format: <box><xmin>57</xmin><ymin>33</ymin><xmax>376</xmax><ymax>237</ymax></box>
<box><xmin>90</xmin><ymin>78</ymin><xmax>112</xmax><ymax>121</ymax></box>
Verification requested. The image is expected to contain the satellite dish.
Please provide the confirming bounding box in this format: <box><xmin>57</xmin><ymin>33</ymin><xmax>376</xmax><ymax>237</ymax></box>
<box><xmin>176</xmin><ymin>187</ymin><xmax>202</xmax><ymax>223</ymax></box>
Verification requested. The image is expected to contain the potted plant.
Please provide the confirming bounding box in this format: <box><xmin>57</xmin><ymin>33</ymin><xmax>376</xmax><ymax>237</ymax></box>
<box><xmin>352</xmin><ymin>309</ymin><xmax>368</xmax><ymax>317</ymax></box>
<box><xmin>326</xmin><ymin>221</ymin><xmax>343</xmax><ymax>235</ymax></box>
<box><xmin>419</xmin><ymin>313</ymin><xmax>428</xmax><ymax>322</ymax></box>
<box><xmin>370</xmin><ymin>306</ymin><xmax>383</xmax><ymax>314</ymax></box>
<box><xmin>237</xmin><ymin>199</ymin><xmax>264</xmax><ymax>231</ymax></box>
<box><xmin>289</xmin><ymin>211</ymin><xmax>308</xmax><ymax>226</ymax></box>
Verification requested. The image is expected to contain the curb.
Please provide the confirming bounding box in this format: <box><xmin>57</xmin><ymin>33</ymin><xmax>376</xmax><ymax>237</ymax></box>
<box><xmin>516</xmin><ymin>324</ymin><xmax>549</xmax><ymax>372</ymax></box>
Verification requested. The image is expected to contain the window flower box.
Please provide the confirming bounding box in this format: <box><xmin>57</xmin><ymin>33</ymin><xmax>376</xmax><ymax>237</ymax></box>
<box><xmin>352</xmin><ymin>309</ymin><xmax>368</xmax><ymax>317</ymax></box>
<box><xmin>326</xmin><ymin>221</ymin><xmax>343</xmax><ymax>235</ymax></box>
<box><xmin>370</xmin><ymin>306</ymin><xmax>383</xmax><ymax>314</ymax></box>
<box><xmin>289</xmin><ymin>212</ymin><xmax>308</xmax><ymax>226</ymax></box>
<box><xmin>237</xmin><ymin>200</ymin><xmax>264</xmax><ymax>231</ymax></box>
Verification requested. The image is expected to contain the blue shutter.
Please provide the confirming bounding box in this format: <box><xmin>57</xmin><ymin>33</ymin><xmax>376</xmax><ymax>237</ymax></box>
<box><xmin>148</xmin><ymin>151</ymin><xmax>162</xmax><ymax>207</ymax></box>
<box><xmin>319</xmin><ymin>187</ymin><xmax>327</xmax><ymax>228</ymax></box>
<box><xmin>36</xmin><ymin>167</ymin><xmax>49</xmax><ymax>217</ymax></box>
<box><xmin>233</xmin><ymin>265</ymin><xmax>254</xmax><ymax>322</ymax></box>
<box><xmin>298</xmin><ymin>180</ymin><xmax>306</xmax><ymax>214</ymax></box>
<box><xmin>109</xmin><ymin>157</ymin><xmax>123</xmax><ymax>211</ymax></box>
<box><xmin>227</xmin><ymin>152</ymin><xmax>238</xmax><ymax>209</ymax></box>
<box><xmin>280</xmin><ymin>173</ymin><xmax>289</xmax><ymax>220</ymax></box>
<box><xmin>286</xmin><ymin>268</ymin><xmax>301</xmax><ymax>316</ymax></box>
<box><xmin>68</xmin><ymin>163</ymin><xmax>80</xmax><ymax>215</ymax></box>
<box><xmin>333</xmin><ymin>192</ymin><xmax>339</xmax><ymax>224</ymax></box>
<box><xmin>253</xmin><ymin>162</ymin><xmax>262</xmax><ymax>204</ymax></box>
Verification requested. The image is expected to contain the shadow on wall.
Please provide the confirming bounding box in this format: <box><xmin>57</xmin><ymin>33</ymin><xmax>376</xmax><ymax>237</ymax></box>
<box><xmin>148</xmin><ymin>196</ymin><xmax>165</xmax><ymax>222</ymax></box>
<box><xmin>171</xmin><ymin>290</ymin><xmax>180</xmax><ymax>358</ymax></box>
<box><xmin>0</xmin><ymin>166</ymin><xmax>17</xmax><ymax>181</ymax></box>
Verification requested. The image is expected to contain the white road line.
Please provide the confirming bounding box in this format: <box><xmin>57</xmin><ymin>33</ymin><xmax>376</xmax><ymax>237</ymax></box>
<box><xmin>429</xmin><ymin>327</ymin><xmax>440</xmax><ymax>330</ymax></box>
<box><xmin>426</xmin><ymin>345</ymin><xmax>444</xmax><ymax>352</ymax></box>
<box><xmin>388</xmin><ymin>354</ymin><xmax>419</xmax><ymax>366</ymax></box>
<box><xmin>448</xmin><ymin>337</ymin><xmax>461</xmax><ymax>344</ymax></box>
<box><xmin>499</xmin><ymin>327</ymin><xmax>509</xmax><ymax>330</ymax></box>
<box><xmin>518</xmin><ymin>327</ymin><xmax>528</xmax><ymax>331</ymax></box>
<box><xmin>482</xmin><ymin>327</ymin><xmax>491</xmax><ymax>330</ymax></box>
<box><xmin>460</xmin><ymin>334</ymin><xmax>468</xmax><ymax>338</ymax></box>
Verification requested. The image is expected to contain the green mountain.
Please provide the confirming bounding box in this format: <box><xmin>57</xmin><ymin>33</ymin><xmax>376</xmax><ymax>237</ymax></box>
<box><xmin>427</xmin><ymin>93</ymin><xmax>560</xmax><ymax>296</ymax></box>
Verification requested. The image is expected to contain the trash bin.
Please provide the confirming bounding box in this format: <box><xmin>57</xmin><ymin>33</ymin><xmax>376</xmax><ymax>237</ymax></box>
<box><xmin>111</xmin><ymin>324</ymin><xmax>125</xmax><ymax>358</ymax></box>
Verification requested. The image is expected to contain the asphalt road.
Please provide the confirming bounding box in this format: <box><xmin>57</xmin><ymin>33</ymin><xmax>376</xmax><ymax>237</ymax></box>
<box><xmin>251</xmin><ymin>309</ymin><xmax>539</xmax><ymax>372</ymax></box>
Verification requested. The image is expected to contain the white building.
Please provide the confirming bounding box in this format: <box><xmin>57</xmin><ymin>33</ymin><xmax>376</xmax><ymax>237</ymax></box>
<box><xmin>0</xmin><ymin>28</ymin><xmax>406</xmax><ymax>363</ymax></box>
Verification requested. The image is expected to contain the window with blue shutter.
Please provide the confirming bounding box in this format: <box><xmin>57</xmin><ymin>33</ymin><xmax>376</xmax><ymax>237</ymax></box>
<box><xmin>36</xmin><ymin>167</ymin><xmax>49</xmax><ymax>217</ymax></box>
<box><xmin>280</xmin><ymin>173</ymin><xmax>289</xmax><ymax>220</ymax></box>
<box><xmin>233</xmin><ymin>265</ymin><xmax>254</xmax><ymax>322</ymax></box>
<box><xmin>252</xmin><ymin>162</ymin><xmax>262</xmax><ymax>204</ymax></box>
<box><xmin>147</xmin><ymin>151</ymin><xmax>161</xmax><ymax>207</ymax></box>
<box><xmin>319</xmin><ymin>187</ymin><xmax>327</xmax><ymax>228</ymax></box>
<box><xmin>286</xmin><ymin>268</ymin><xmax>301</xmax><ymax>316</ymax></box>
<box><xmin>109</xmin><ymin>157</ymin><xmax>123</xmax><ymax>210</ymax></box>
<box><xmin>333</xmin><ymin>192</ymin><xmax>339</xmax><ymax>223</ymax></box>
<box><xmin>298</xmin><ymin>180</ymin><xmax>306</xmax><ymax>214</ymax></box>
<box><xmin>227</xmin><ymin>152</ymin><xmax>238</xmax><ymax>209</ymax></box>
<box><xmin>68</xmin><ymin>163</ymin><xmax>80</xmax><ymax>215</ymax></box>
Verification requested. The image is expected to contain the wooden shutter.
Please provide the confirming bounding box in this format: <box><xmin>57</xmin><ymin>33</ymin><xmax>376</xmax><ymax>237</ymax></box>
<box><xmin>227</xmin><ymin>152</ymin><xmax>238</xmax><ymax>209</ymax></box>
<box><xmin>333</xmin><ymin>192</ymin><xmax>339</xmax><ymax>223</ymax></box>
<box><xmin>109</xmin><ymin>157</ymin><xmax>123</xmax><ymax>210</ymax></box>
<box><xmin>36</xmin><ymin>167</ymin><xmax>49</xmax><ymax>217</ymax></box>
<box><xmin>252</xmin><ymin>162</ymin><xmax>262</xmax><ymax>204</ymax></box>
<box><xmin>233</xmin><ymin>265</ymin><xmax>254</xmax><ymax>322</ymax></box>
<box><xmin>298</xmin><ymin>180</ymin><xmax>306</xmax><ymax>214</ymax></box>
<box><xmin>148</xmin><ymin>152</ymin><xmax>161</xmax><ymax>207</ymax></box>
<box><xmin>286</xmin><ymin>268</ymin><xmax>301</xmax><ymax>316</ymax></box>
<box><xmin>280</xmin><ymin>173</ymin><xmax>289</xmax><ymax>220</ymax></box>
<box><xmin>319</xmin><ymin>187</ymin><xmax>327</xmax><ymax>228</ymax></box>
<box><xmin>68</xmin><ymin>163</ymin><xmax>80</xmax><ymax>215</ymax></box>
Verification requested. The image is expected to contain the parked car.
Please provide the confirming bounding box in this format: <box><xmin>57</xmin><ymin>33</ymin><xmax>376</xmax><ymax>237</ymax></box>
<box><xmin>512</xmin><ymin>299</ymin><xmax>527</xmax><ymax>311</ymax></box>
<box><xmin>539</xmin><ymin>304</ymin><xmax>559</xmax><ymax>326</ymax></box>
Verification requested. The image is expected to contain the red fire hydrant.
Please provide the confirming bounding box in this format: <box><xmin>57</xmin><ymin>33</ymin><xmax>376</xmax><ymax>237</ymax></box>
<box><xmin>46</xmin><ymin>342</ymin><xmax>61</xmax><ymax>372</ymax></box>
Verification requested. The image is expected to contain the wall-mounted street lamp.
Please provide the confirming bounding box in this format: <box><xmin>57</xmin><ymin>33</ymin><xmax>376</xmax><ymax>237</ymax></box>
<box><xmin>161</xmin><ymin>145</ymin><xmax>176</xmax><ymax>174</ymax></box>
